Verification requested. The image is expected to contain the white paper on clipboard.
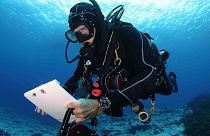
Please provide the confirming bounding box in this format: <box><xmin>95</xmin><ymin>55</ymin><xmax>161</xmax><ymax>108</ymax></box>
<box><xmin>24</xmin><ymin>79</ymin><xmax>77</xmax><ymax>123</ymax></box>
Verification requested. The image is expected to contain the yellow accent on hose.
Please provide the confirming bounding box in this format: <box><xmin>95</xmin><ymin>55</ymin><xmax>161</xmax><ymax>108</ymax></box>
<box><xmin>82</xmin><ymin>63</ymin><xmax>88</xmax><ymax>81</ymax></box>
<box><xmin>114</xmin><ymin>47</ymin><xmax>121</xmax><ymax>66</ymax></box>
<box><xmin>150</xmin><ymin>100</ymin><xmax>156</xmax><ymax>114</ymax></box>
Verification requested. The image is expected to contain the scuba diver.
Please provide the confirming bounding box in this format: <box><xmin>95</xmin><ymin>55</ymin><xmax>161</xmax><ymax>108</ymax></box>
<box><xmin>36</xmin><ymin>0</ymin><xmax>178</xmax><ymax>135</ymax></box>
<box><xmin>63</xmin><ymin>0</ymin><xmax>178</xmax><ymax>124</ymax></box>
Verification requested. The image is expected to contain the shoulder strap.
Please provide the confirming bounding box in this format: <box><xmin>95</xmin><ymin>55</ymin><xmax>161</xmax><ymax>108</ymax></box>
<box><xmin>98</xmin><ymin>6</ymin><xmax>125</xmax><ymax>77</ymax></box>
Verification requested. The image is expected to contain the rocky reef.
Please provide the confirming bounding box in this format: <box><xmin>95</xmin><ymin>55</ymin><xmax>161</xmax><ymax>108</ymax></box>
<box><xmin>183</xmin><ymin>94</ymin><xmax>210</xmax><ymax>136</ymax></box>
<box><xmin>0</xmin><ymin>129</ymin><xmax>10</xmax><ymax>136</ymax></box>
<box><xmin>0</xmin><ymin>105</ymin><xmax>185</xmax><ymax>136</ymax></box>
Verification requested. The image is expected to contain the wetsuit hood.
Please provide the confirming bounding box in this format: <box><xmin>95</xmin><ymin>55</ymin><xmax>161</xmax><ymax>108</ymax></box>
<box><xmin>69</xmin><ymin>2</ymin><xmax>108</xmax><ymax>57</ymax></box>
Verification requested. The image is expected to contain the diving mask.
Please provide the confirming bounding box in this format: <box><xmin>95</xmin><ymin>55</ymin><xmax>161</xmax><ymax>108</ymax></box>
<box><xmin>65</xmin><ymin>27</ymin><xmax>94</xmax><ymax>44</ymax></box>
<box><xmin>65</xmin><ymin>30</ymin><xmax>77</xmax><ymax>43</ymax></box>
<box><xmin>67</xmin><ymin>13</ymin><xmax>95</xmax><ymax>44</ymax></box>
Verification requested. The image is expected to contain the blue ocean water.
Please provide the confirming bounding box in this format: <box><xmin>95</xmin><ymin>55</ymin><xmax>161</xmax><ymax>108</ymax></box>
<box><xmin>0</xmin><ymin>0</ymin><xmax>210</xmax><ymax>135</ymax></box>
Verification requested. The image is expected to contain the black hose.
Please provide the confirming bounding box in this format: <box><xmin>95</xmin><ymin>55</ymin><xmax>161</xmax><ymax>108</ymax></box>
<box><xmin>89</xmin><ymin>0</ymin><xmax>103</xmax><ymax>16</ymax></box>
<box><xmin>65</xmin><ymin>41</ymin><xmax>80</xmax><ymax>63</ymax></box>
<box><xmin>106</xmin><ymin>5</ymin><xmax>123</xmax><ymax>21</ymax></box>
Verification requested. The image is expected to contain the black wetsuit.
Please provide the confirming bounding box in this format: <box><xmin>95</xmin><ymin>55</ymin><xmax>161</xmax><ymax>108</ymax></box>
<box><xmin>64</xmin><ymin>24</ymin><xmax>157</xmax><ymax>114</ymax></box>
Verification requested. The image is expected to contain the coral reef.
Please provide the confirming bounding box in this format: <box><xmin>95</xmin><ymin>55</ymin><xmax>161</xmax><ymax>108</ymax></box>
<box><xmin>183</xmin><ymin>94</ymin><xmax>210</xmax><ymax>136</ymax></box>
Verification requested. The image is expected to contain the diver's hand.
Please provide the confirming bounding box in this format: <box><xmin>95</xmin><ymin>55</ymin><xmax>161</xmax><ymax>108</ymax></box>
<box><xmin>35</xmin><ymin>107</ymin><xmax>48</xmax><ymax>116</ymax></box>
<box><xmin>66</xmin><ymin>99</ymin><xmax>103</xmax><ymax>123</ymax></box>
